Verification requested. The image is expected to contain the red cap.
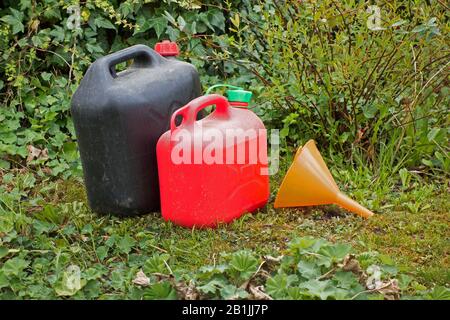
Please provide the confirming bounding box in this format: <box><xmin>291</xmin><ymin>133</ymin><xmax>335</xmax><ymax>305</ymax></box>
<box><xmin>154</xmin><ymin>40</ymin><xmax>179</xmax><ymax>57</ymax></box>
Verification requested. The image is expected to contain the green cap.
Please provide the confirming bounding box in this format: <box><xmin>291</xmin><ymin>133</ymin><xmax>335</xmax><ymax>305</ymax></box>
<box><xmin>226</xmin><ymin>89</ymin><xmax>253</xmax><ymax>103</ymax></box>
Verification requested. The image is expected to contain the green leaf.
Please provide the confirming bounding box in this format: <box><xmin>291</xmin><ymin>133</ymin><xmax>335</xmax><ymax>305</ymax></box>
<box><xmin>33</xmin><ymin>220</ymin><xmax>56</xmax><ymax>235</ymax></box>
<box><xmin>10</xmin><ymin>8</ymin><xmax>24</xmax><ymax>21</ymax></box>
<box><xmin>411</xmin><ymin>24</ymin><xmax>428</xmax><ymax>33</ymax></box>
<box><xmin>399</xmin><ymin>168</ymin><xmax>409</xmax><ymax>188</ymax></box>
<box><xmin>286</xmin><ymin>286</ymin><xmax>308</xmax><ymax>300</ymax></box>
<box><xmin>199</xmin><ymin>12</ymin><xmax>214</xmax><ymax>32</ymax></box>
<box><xmin>2</xmin><ymin>257</ymin><xmax>30</xmax><ymax>277</ymax></box>
<box><xmin>198</xmin><ymin>278</ymin><xmax>228</xmax><ymax>294</ymax></box>
<box><xmin>177</xmin><ymin>16</ymin><xmax>186</xmax><ymax>31</ymax></box>
<box><xmin>0</xmin><ymin>270</ymin><xmax>9</xmax><ymax>289</ymax></box>
<box><xmin>143</xmin><ymin>282</ymin><xmax>177</xmax><ymax>300</ymax></box>
<box><xmin>163</xmin><ymin>11</ymin><xmax>177</xmax><ymax>25</ymax></box>
<box><xmin>41</xmin><ymin>72</ymin><xmax>52</xmax><ymax>81</ymax></box>
<box><xmin>426</xmin><ymin>286</ymin><xmax>450</xmax><ymax>300</ymax></box>
<box><xmin>0</xmin><ymin>159</ymin><xmax>10</xmax><ymax>170</ymax></box>
<box><xmin>391</xmin><ymin>20</ymin><xmax>407</xmax><ymax>27</ymax></box>
<box><xmin>150</xmin><ymin>17</ymin><xmax>168</xmax><ymax>38</ymax></box>
<box><xmin>297</xmin><ymin>260</ymin><xmax>321</xmax><ymax>279</ymax></box>
<box><xmin>35</xmin><ymin>205</ymin><xmax>64</xmax><ymax>225</ymax></box>
<box><xmin>110</xmin><ymin>269</ymin><xmax>126</xmax><ymax>290</ymax></box>
<box><xmin>84</xmin><ymin>266</ymin><xmax>107</xmax><ymax>281</ymax></box>
<box><xmin>339</xmin><ymin>132</ymin><xmax>350</xmax><ymax>144</ymax></box>
<box><xmin>0</xmin><ymin>213</ymin><xmax>14</xmax><ymax>234</ymax></box>
<box><xmin>422</xmin><ymin>159</ymin><xmax>434</xmax><ymax>167</ymax></box>
<box><xmin>198</xmin><ymin>264</ymin><xmax>228</xmax><ymax>278</ymax></box>
<box><xmin>362</xmin><ymin>103</ymin><xmax>378</xmax><ymax>119</ymax></box>
<box><xmin>229</xmin><ymin>251</ymin><xmax>258</xmax><ymax>279</ymax></box>
<box><xmin>380</xmin><ymin>264</ymin><xmax>398</xmax><ymax>276</ymax></box>
<box><xmin>427</xmin><ymin>128</ymin><xmax>441</xmax><ymax>142</ymax></box>
<box><xmin>94</xmin><ymin>17</ymin><xmax>116</xmax><ymax>30</ymax></box>
<box><xmin>83</xmin><ymin>280</ymin><xmax>102</xmax><ymax>299</ymax></box>
<box><xmin>62</xmin><ymin>142</ymin><xmax>78</xmax><ymax>162</ymax></box>
<box><xmin>117</xmin><ymin>235</ymin><xmax>136</xmax><ymax>254</ymax></box>
<box><xmin>201</xmin><ymin>9</ymin><xmax>225</xmax><ymax>32</ymax></box>
<box><xmin>165</xmin><ymin>26</ymin><xmax>180</xmax><ymax>41</ymax></box>
<box><xmin>81</xmin><ymin>224</ymin><xmax>93</xmax><ymax>234</ymax></box>
<box><xmin>105</xmin><ymin>234</ymin><xmax>119</xmax><ymax>247</ymax></box>
<box><xmin>95</xmin><ymin>246</ymin><xmax>108</xmax><ymax>261</ymax></box>
<box><xmin>299</xmin><ymin>279</ymin><xmax>336</xmax><ymax>300</ymax></box>
<box><xmin>289</xmin><ymin>237</ymin><xmax>318</xmax><ymax>253</ymax></box>
<box><xmin>143</xmin><ymin>253</ymin><xmax>170</xmax><ymax>274</ymax></box>
<box><xmin>1</xmin><ymin>15</ymin><xmax>24</xmax><ymax>34</ymax></box>
<box><xmin>332</xmin><ymin>271</ymin><xmax>362</xmax><ymax>291</ymax></box>
<box><xmin>0</xmin><ymin>247</ymin><xmax>8</xmax><ymax>259</ymax></box>
<box><xmin>86</xmin><ymin>43</ymin><xmax>104</xmax><ymax>54</ymax></box>
<box><xmin>220</xmin><ymin>284</ymin><xmax>249</xmax><ymax>299</ymax></box>
<box><xmin>266</xmin><ymin>274</ymin><xmax>298</xmax><ymax>299</ymax></box>
<box><xmin>397</xmin><ymin>274</ymin><xmax>412</xmax><ymax>290</ymax></box>
<box><xmin>318</xmin><ymin>243</ymin><xmax>352</xmax><ymax>266</ymax></box>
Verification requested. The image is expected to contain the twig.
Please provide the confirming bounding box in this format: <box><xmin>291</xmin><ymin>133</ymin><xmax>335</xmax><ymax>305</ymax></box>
<box><xmin>240</xmin><ymin>260</ymin><xmax>267</xmax><ymax>290</ymax></box>
<box><xmin>411</xmin><ymin>44</ymin><xmax>418</xmax><ymax>97</ymax></box>
<box><xmin>330</xmin><ymin>0</ymin><xmax>352</xmax><ymax>55</ymax></box>
<box><xmin>436</xmin><ymin>0</ymin><xmax>450</xmax><ymax>10</ymax></box>
<box><xmin>318</xmin><ymin>267</ymin><xmax>337</xmax><ymax>280</ymax></box>
<box><xmin>410</xmin><ymin>60</ymin><xmax>450</xmax><ymax>110</ymax></box>
<box><xmin>31</xmin><ymin>46</ymin><xmax>71</xmax><ymax>69</ymax></box>
<box><xmin>350</xmin><ymin>281</ymin><xmax>395</xmax><ymax>300</ymax></box>
<box><xmin>149</xmin><ymin>244</ymin><xmax>168</xmax><ymax>253</ymax></box>
<box><xmin>164</xmin><ymin>259</ymin><xmax>174</xmax><ymax>275</ymax></box>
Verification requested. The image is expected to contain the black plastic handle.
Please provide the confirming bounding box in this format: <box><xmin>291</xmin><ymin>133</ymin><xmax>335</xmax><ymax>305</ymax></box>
<box><xmin>102</xmin><ymin>44</ymin><xmax>163</xmax><ymax>78</ymax></box>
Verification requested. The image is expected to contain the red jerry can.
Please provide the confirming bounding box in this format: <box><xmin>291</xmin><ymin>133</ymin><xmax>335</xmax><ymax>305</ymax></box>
<box><xmin>156</xmin><ymin>94</ymin><xmax>269</xmax><ymax>228</ymax></box>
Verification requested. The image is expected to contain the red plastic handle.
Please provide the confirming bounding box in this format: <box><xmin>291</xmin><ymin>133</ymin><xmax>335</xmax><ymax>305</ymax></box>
<box><xmin>170</xmin><ymin>94</ymin><xmax>229</xmax><ymax>132</ymax></box>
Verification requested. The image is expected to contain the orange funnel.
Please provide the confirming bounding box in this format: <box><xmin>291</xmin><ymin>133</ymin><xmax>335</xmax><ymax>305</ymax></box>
<box><xmin>274</xmin><ymin>140</ymin><xmax>374</xmax><ymax>218</ymax></box>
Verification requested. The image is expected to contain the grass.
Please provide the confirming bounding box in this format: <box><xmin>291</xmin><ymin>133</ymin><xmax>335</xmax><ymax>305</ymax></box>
<box><xmin>60</xmin><ymin>177</ymin><xmax>449</xmax><ymax>286</ymax></box>
<box><xmin>0</xmin><ymin>161</ymin><xmax>448</xmax><ymax>299</ymax></box>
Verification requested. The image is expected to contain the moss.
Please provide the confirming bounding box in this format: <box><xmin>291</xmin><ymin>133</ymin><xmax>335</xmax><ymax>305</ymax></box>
<box><xmin>56</xmin><ymin>175</ymin><xmax>449</xmax><ymax>287</ymax></box>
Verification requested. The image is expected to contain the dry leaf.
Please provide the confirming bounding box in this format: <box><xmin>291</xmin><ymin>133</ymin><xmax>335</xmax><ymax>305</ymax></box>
<box><xmin>27</xmin><ymin>145</ymin><xmax>49</xmax><ymax>163</ymax></box>
<box><xmin>375</xmin><ymin>279</ymin><xmax>400</xmax><ymax>300</ymax></box>
<box><xmin>339</xmin><ymin>254</ymin><xmax>367</xmax><ymax>284</ymax></box>
<box><xmin>132</xmin><ymin>270</ymin><xmax>150</xmax><ymax>286</ymax></box>
<box><xmin>42</xmin><ymin>167</ymin><xmax>52</xmax><ymax>175</ymax></box>
<box><xmin>249</xmin><ymin>284</ymin><xmax>273</xmax><ymax>300</ymax></box>
<box><xmin>173</xmin><ymin>280</ymin><xmax>199</xmax><ymax>300</ymax></box>
<box><xmin>150</xmin><ymin>273</ymin><xmax>199</xmax><ymax>300</ymax></box>
<box><xmin>263</xmin><ymin>255</ymin><xmax>284</xmax><ymax>263</ymax></box>
<box><xmin>341</xmin><ymin>254</ymin><xmax>363</xmax><ymax>273</ymax></box>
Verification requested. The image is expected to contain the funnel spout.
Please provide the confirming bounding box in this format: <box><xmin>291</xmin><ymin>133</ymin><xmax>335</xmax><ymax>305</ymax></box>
<box><xmin>274</xmin><ymin>139</ymin><xmax>375</xmax><ymax>218</ymax></box>
<box><xmin>335</xmin><ymin>192</ymin><xmax>374</xmax><ymax>219</ymax></box>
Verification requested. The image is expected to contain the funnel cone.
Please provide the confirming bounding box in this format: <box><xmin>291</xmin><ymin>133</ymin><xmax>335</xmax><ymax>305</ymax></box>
<box><xmin>274</xmin><ymin>140</ymin><xmax>374</xmax><ymax>218</ymax></box>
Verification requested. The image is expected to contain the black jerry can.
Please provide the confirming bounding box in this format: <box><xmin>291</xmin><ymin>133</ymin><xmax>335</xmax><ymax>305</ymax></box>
<box><xmin>70</xmin><ymin>44</ymin><xmax>201</xmax><ymax>216</ymax></box>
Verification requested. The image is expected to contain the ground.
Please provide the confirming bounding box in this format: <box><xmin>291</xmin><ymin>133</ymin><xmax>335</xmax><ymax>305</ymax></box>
<box><xmin>0</xmin><ymin>165</ymin><xmax>448</xmax><ymax>299</ymax></box>
<box><xmin>59</xmin><ymin>172</ymin><xmax>449</xmax><ymax>287</ymax></box>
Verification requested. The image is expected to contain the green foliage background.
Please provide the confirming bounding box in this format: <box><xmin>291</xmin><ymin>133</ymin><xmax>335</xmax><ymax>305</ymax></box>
<box><xmin>0</xmin><ymin>0</ymin><xmax>448</xmax><ymax>182</ymax></box>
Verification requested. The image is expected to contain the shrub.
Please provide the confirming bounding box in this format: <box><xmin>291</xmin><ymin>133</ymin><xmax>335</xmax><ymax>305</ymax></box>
<box><xmin>215</xmin><ymin>0</ymin><xmax>449</xmax><ymax>177</ymax></box>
